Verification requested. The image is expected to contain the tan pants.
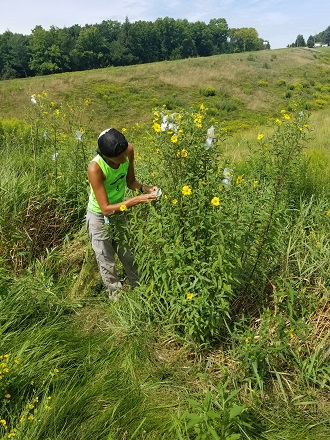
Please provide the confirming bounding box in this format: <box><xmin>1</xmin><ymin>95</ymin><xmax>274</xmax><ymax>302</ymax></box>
<box><xmin>86</xmin><ymin>209</ymin><xmax>139</xmax><ymax>296</ymax></box>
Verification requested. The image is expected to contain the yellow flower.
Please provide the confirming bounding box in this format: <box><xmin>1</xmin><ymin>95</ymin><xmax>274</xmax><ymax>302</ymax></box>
<box><xmin>200</xmin><ymin>104</ymin><xmax>205</xmax><ymax>111</ymax></box>
<box><xmin>5</xmin><ymin>394</ymin><xmax>11</xmax><ymax>399</ymax></box>
<box><xmin>284</xmin><ymin>114</ymin><xmax>291</xmax><ymax>120</ymax></box>
<box><xmin>253</xmin><ymin>180</ymin><xmax>258</xmax><ymax>189</ymax></box>
<box><xmin>171</xmin><ymin>135</ymin><xmax>178</xmax><ymax>143</ymax></box>
<box><xmin>245</xmin><ymin>337</ymin><xmax>251</xmax><ymax>344</ymax></box>
<box><xmin>211</xmin><ymin>197</ymin><xmax>220</xmax><ymax>206</ymax></box>
<box><xmin>27</xmin><ymin>415</ymin><xmax>34</xmax><ymax>421</ymax></box>
<box><xmin>289</xmin><ymin>329</ymin><xmax>294</xmax><ymax>339</ymax></box>
<box><xmin>182</xmin><ymin>185</ymin><xmax>192</xmax><ymax>196</ymax></box>
<box><xmin>153</xmin><ymin>122</ymin><xmax>161</xmax><ymax>133</ymax></box>
<box><xmin>186</xmin><ymin>293</ymin><xmax>194</xmax><ymax>300</ymax></box>
<box><xmin>181</xmin><ymin>149</ymin><xmax>188</xmax><ymax>157</ymax></box>
<box><xmin>275</xmin><ymin>118</ymin><xmax>282</xmax><ymax>125</ymax></box>
<box><xmin>280</xmin><ymin>109</ymin><xmax>286</xmax><ymax>113</ymax></box>
<box><xmin>0</xmin><ymin>419</ymin><xmax>7</xmax><ymax>426</ymax></box>
<box><xmin>172</xmin><ymin>199</ymin><xmax>178</xmax><ymax>205</ymax></box>
<box><xmin>55</xmin><ymin>109</ymin><xmax>60</xmax><ymax>116</ymax></box>
<box><xmin>153</xmin><ymin>111</ymin><xmax>160</xmax><ymax>117</ymax></box>
<box><xmin>326</xmin><ymin>209</ymin><xmax>330</xmax><ymax>216</ymax></box>
<box><xmin>257</xmin><ymin>133</ymin><xmax>264</xmax><ymax>140</ymax></box>
<box><xmin>236</xmin><ymin>175</ymin><xmax>245</xmax><ymax>185</ymax></box>
<box><xmin>219</xmin><ymin>184</ymin><xmax>224</xmax><ymax>192</ymax></box>
<box><xmin>151</xmin><ymin>171</ymin><xmax>157</xmax><ymax>176</ymax></box>
<box><xmin>119</xmin><ymin>204</ymin><xmax>127</xmax><ymax>212</ymax></box>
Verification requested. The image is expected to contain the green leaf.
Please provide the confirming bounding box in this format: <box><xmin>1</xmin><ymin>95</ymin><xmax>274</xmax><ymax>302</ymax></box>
<box><xmin>229</xmin><ymin>405</ymin><xmax>245</xmax><ymax>420</ymax></box>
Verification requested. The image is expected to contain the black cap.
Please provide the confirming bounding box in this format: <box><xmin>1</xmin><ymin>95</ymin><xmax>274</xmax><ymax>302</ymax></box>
<box><xmin>97</xmin><ymin>128</ymin><xmax>128</xmax><ymax>157</ymax></box>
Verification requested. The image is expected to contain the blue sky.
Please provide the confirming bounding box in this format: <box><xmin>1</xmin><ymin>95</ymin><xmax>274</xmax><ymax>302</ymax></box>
<box><xmin>0</xmin><ymin>0</ymin><xmax>329</xmax><ymax>49</ymax></box>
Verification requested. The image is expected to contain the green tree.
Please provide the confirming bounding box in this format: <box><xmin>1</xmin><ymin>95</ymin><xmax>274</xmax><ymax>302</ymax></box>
<box><xmin>73</xmin><ymin>25</ymin><xmax>109</xmax><ymax>70</ymax></box>
<box><xmin>295</xmin><ymin>34</ymin><xmax>306</xmax><ymax>47</ymax></box>
<box><xmin>307</xmin><ymin>35</ymin><xmax>315</xmax><ymax>48</ymax></box>
<box><xmin>0</xmin><ymin>31</ymin><xmax>30</xmax><ymax>79</ymax></box>
<box><xmin>28</xmin><ymin>26</ymin><xmax>63</xmax><ymax>75</ymax></box>
<box><xmin>324</xmin><ymin>27</ymin><xmax>330</xmax><ymax>45</ymax></box>
<box><xmin>208</xmin><ymin>18</ymin><xmax>229</xmax><ymax>54</ymax></box>
<box><xmin>230</xmin><ymin>27</ymin><xmax>261</xmax><ymax>52</ymax></box>
<box><xmin>129</xmin><ymin>20</ymin><xmax>161</xmax><ymax>63</ymax></box>
<box><xmin>190</xmin><ymin>21</ymin><xmax>215</xmax><ymax>56</ymax></box>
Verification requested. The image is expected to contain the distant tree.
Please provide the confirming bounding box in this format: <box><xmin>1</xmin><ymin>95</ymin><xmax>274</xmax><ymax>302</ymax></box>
<box><xmin>307</xmin><ymin>35</ymin><xmax>315</xmax><ymax>48</ymax></box>
<box><xmin>28</xmin><ymin>26</ymin><xmax>62</xmax><ymax>75</ymax></box>
<box><xmin>208</xmin><ymin>18</ymin><xmax>229</xmax><ymax>53</ymax></box>
<box><xmin>260</xmin><ymin>39</ymin><xmax>270</xmax><ymax>50</ymax></box>
<box><xmin>230</xmin><ymin>27</ymin><xmax>261</xmax><ymax>52</ymax></box>
<box><xmin>295</xmin><ymin>34</ymin><xmax>306</xmax><ymax>47</ymax></box>
<box><xmin>128</xmin><ymin>21</ymin><xmax>160</xmax><ymax>63</ymax></box>
<box><xmin>190</xmin><ymin>21</ymin><xmax>215</xmax><ymax>57</ymax></box>
<box><xmin>324</xmin><ymin>27</ymin><xmax>330</xmax><ymax>45</ymax></box>
<box><xmin>0</xmin><ymin>31</ymin><xmax>30</xmax><ymax>78</ymax></box>
<box><xmin>73</xmin><ymin>25</ymin><xmax>109</xmax><ymax>70</ymax></box>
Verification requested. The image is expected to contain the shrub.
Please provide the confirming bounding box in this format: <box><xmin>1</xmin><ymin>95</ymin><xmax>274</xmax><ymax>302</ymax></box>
<box><xmin>199</xmin><ymin>87</ymin><xmax>216</xmax><ymax>97</ymax></box>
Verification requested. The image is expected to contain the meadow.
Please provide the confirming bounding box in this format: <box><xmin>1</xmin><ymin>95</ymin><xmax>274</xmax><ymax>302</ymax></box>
<box><xmin>0</xmin><ymin>46</ymin><xmax>330</xmax><ymax>439</ymax></box>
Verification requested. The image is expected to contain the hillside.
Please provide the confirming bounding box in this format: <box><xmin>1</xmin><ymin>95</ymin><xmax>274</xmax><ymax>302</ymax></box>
<box><xmin>1</xmin><ymin>46</ymin><xmax>330</xmax><ymax>131</ymax></box>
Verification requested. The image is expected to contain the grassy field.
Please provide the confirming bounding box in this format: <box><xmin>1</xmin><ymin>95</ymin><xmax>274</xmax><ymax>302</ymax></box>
<box><xmin>0</xmin><ymin>47</ymin><xmax>330</xmax><ymax>439</ymax></box>
<box><xmin>1</xmin><ymin>46</ymin><xmax>330</xmax><ymax>130</ymax></box>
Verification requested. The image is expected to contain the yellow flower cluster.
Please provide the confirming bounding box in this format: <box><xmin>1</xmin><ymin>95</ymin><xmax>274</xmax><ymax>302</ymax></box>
<box><xmin>0</xmin><ymin>354</ymin><xmax>10</xmax><ymax>380</ymax></box>
<box><xmin>236</xmin><ymin>175</ymin><xmax>245</xmax><ymax>185</ymax></box>
<box><xmin>49</xmin><ymin>368</ymin><xmax>59</xmax><ymax>377</ymax></box>
<box><xmin>211</xmin><ymin>197</ymin><xmax>220</xmax><ymax>206</ymax></box>
<box><xmin>193</xmin><ymin>113</ymin><xmax>203</xmax><ymax>128</ymax></box>
<box><xmin>182</xmin><ymin>185</ymin><xmax>192</xmax><ymax>196</ymax></box>
<box><xmin>153</xmin><ymin>122</ymin><xmax>161</xmax><ymax>133</ymax></box>
<box><xmin>186</xmin><ymin>293</ymin><xmax>194</xmax><ymax>300</ymax></box>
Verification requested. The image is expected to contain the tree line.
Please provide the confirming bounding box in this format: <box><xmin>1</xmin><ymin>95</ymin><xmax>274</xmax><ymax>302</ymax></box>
<box><xmin>0</xmin><ymin>17</ymin><xmax>269</xmax><ymax>80</ymax></box>
<box><xmin>289</xmin><ymin>25</ymin><xmax>330</xmax><ymax>48</ymax></box>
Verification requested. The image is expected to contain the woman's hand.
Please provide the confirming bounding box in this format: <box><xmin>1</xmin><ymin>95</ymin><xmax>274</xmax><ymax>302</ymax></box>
<box><xmin>136</xmin><ymin>193</ymin><xmax>157</xmax><ymax>204</ymax></box>
<box><xmin>143</xmin><ymin>185</ymin><xmax>158</xmax><ymax>194</ymax></box>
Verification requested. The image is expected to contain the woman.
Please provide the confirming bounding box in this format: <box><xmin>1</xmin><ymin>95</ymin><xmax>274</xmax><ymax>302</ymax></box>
<box><xmin>86</xmin><ymin>127</ymin><xmax>157</xmax><ymax>300</ymax></box>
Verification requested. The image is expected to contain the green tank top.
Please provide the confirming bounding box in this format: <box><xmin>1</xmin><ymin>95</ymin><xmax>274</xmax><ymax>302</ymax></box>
<box><xmin>88</xmin><ymin>155</ymin><xmax>130</xmax><ymax>213</ymax></box>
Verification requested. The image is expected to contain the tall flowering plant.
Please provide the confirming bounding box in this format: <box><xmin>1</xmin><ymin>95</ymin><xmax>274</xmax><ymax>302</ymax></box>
<box><xmin>129</xmin><ymin>106</ymin><xmax>236</xmax><ymax>342</ymax></box>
